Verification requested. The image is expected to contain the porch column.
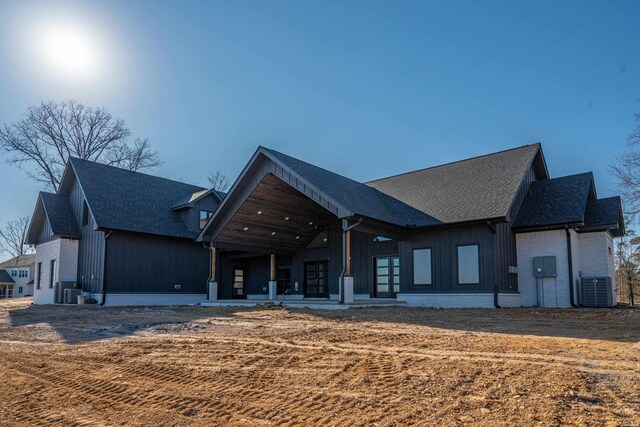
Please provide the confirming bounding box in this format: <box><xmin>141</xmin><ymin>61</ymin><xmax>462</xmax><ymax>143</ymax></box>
<box><xmin>208</xmin><ymin>246</ymin><xmax>218</xmax><ymax>301</ymax></box>
<box><xmin>342</xmin><ymin>225</ymin><xmax>354</xmax><ymax>303</ymax></box>
<box><xmin>269</xmin><ymin>253</ymin><xmax>277</xmax><ymax>300</ymax></box>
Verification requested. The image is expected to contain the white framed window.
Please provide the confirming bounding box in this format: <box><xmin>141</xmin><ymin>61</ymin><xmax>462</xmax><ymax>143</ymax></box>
<box><xmin>18</xmin><ymin>286</ymin><xmax>23</xmax><ymax>294</ymax></box>
<box><xmin>457</xmin><ymin>244</ymin><xmax>479</xmax><ymax>284</ymax></box>
<box><xmin>413</xmin><ymin>248</ymin><xmax>432</xmax><ymax>285</ymax></box>
<box><xmin>11</xmin><ymin>269</ymin><xmax>17</xmax><ymax>277</ymax></box>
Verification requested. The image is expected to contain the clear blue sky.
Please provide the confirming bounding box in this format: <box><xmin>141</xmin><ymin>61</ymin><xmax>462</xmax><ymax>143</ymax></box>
<box><xmin>0</xmin><ymin>0</ymin><xmax>639</xmax><ymax>257</ymax></box>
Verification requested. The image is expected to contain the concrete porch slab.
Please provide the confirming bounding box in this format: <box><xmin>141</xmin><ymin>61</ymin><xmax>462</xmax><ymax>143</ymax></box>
<box><xmin>200</xmin><ymin>299</ymin><xmax>406</xmax><ymax>310</ymax></box>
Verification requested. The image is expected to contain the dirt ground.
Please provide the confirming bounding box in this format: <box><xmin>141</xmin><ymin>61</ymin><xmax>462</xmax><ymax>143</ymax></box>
<box><xmin>0</xmin><ymin>298</ymin><xmax>638</xmax><ymax>426</ymax></box>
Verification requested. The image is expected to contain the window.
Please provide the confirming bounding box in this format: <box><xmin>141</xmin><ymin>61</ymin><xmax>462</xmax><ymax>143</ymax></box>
<box><xmin>18</xmin><ymin>286</ymin><xmax>23</xmax><ymax>294</ymax></box>
<box><xmin>19</xmin><ymin>269</ymin><xmax>28</xmax><ymax>278</ymax></box>
<box><xmin>413</xmin><ymin>248</ymin><xmax>432</xmax><ymax>285</ymax></box>
<box><xmin>457</xmin><ymin>244</ymin><xmax>479</xmax><ymax>284</ymax></box>
<box><xmin>608</xmin><ymin>246</ymin><xmax>613</xmax><ymax>257</ymax></box>
<box><xmin>37</xmin><ymin>263</ymin><xmax>42</xmax><ymax>289</ymax></box>
<box><xmin>199</xmin><ymin>210</ymin><xmax>213</xmax><ymax>230</ymax></box>
<box><xmin>49</xmin><ymin>259</ymin><xmax>56</xmax><ymax>289</ymax></box>
<box><xmin>11</xmin><ymin>269</ymin><xmax>17</xmax><ymax>277</ymax></box>
<box><xmin>82</xmin><ymin>201</ymin><xmax>89</xmax><ymax>227</ymax></box>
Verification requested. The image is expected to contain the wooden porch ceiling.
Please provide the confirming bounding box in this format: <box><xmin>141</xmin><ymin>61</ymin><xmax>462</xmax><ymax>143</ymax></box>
<box><xmin>215</xmin><ymin>174</ymin><xmax>334</xmax><ymax>251</ymax></box>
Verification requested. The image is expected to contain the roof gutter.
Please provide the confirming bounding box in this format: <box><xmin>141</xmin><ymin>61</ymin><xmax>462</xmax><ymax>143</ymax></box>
<box><xmin>565</xmin><ymin>227</ymin><xmax>578</xmax><ymax>308</ymax></box>
<box><xmin>486</xmin><ymin>221</ymin><xmax>501</xmax><ymax>308</ymax></box>
<box><xmin>99</xmin><ymin>230</ymin><xmax>113</xmax><ymax>306</ymax></box>
<box><xmin>339</xmin><ymin>217</ymin><xmax>363</xmax><ymax>304</ymax></box>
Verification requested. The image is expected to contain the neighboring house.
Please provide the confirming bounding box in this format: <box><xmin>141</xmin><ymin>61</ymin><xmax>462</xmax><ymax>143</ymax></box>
<box><xmin>0</xmin><ymin>254</ymin><xmax>35</xmax><ymax>298</ymax></box>
<box><xmin>26</xmin><ymin>158</ymin><xmax>224</xmax><ymax>305</ymax></box>
<box><xmin>197</xmin><ymin>143</ymin><xmax>624</xmax><ymax>308</ymax></box>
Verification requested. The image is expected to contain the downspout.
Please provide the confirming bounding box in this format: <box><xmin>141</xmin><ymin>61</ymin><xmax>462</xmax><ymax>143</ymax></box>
<box><xmin>565</xmin><ymin>227</ymin><xmax>578</xmax><ymax>307</ymax></box>
<box><xmin>99</xmin><ymin>230</ymin><xmax>113</xmax><ymax>306</ymax></box>
<box><xmin>487</xmin><ymin>221</ymin><xmax>501</xmax><ymax>308</ymax></box>
<box><xmin>339</xmin><ymin>217</ymin><xmax>363</xmax><ymax>304</ymax></box>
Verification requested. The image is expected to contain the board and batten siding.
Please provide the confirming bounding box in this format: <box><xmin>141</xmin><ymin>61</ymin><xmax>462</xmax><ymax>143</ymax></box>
<box><xmin>399</xmin><ymin>223</ymin><xmax>496</xmax><ymax>294</ymax></box>
<box><xmin>68</xmin><ymin>176</ymin><xmax>106</xmax><ymax>292</ymax></box>
<box><xmin>104</xmin><ymin>231</ymin><xmax>209</xmax><ymax>294</ymax></box>
<box><xmin>496</xmin><ymin>222</ymin><xmax>518</xmax><ymax>292</ymax></box>
<box><xmin>37</xmin><ymin>217</ymin><xmax>54</xmax><ymax>243</ymax></box>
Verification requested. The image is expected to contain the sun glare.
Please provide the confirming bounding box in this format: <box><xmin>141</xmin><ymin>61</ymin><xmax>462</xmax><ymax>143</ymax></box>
<box><xmin>37</xmin><ymin>24</ymin><xmax>102</xmax><ymax>80</ymax></box>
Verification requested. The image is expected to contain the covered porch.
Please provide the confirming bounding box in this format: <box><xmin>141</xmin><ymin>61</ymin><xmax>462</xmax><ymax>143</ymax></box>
<box><xmin>198</xmin><ymin>153</ymin><xmax>411</xmax><ymax>306</ymax></box>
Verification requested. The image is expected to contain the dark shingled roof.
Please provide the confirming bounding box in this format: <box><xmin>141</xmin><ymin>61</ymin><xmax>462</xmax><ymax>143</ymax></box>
<box><xmin>0</xmin><ymin>270</ymin><xmax>15</xmax><ymax>284</ymax></box>
<box><xmin>584</xmin><ymin>197</ymin><xmax>623</xmax><ymax>229</ymax></box>
<box><xmin>513</xmin><ymin>172</ymin><xmax>594</xmax><ymax>229</ymax></box>
<box><xmin>366</xmin><ymin>144</ymin><xmax>541</xmax><ymax>223</ymax></box>
<box><xmin>262</xmin><ymin>148</ymin><xmax>441</xmax><ymax>227</ymax></box>
<box><xmin>0</xmin><ymin>254</ymin><xmax>35</xmax><ymax>269</ymax></box>
<box><xmin>70</xmin><ymin>158</ymin><xmax>207</xmax><ymax>239</ymax></box>
<box><xmin>39</xmin><ymin>192</ymin><xmax>82</xmax><ymax>238</ymax></box>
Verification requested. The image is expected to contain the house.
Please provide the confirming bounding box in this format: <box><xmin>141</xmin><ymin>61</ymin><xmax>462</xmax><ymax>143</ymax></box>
<box><xmin>26</xmin><ymin>158</ymin><xmax>223</xmax><ymax>305</ymax></box>
<box><xmin>197</xmin><ymin>143</ymin><xmax>624</xmax><ymax>308</ymax></box>
<box><xmin>0</xmin><ymin>254</ymin><xmax>35</xmax><ymax>298</ymax></box>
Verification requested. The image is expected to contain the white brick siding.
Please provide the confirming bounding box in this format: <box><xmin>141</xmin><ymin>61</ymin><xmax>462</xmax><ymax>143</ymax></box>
<box><xmin>397</xmin><ymin>293</ymin><xmax>495</xmax><ymax>308</ymax></box>
<box><xmin>516</xmin><ymin>229</ymin><xmax>616</xmax><ymax>308</ymax></box>
<box><xmin>516</xmin><ymin>230</ymin><xmax>572</xmax><ymax>307</ymax></box>
<box><xmin>577</xmin><ymin>231</ymin><xmax>616</xmax><ymax>302</ymax></box>
<box><xmin>33</xmin><ymin>238</ymin><xmax>79</xmax><ymax>304</ymax></box>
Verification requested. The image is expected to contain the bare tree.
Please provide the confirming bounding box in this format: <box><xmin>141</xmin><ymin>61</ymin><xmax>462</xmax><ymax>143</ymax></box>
<box><xmin>0</xmin><ymin>100</ymin><xmax>161</xmax><ymax>192</ymax></box>
<box><xmin>611</xmin><ymin>112</ymin><xmax>640</xmax><ymax>216</ymax></box>
<box><xmin>0</xmin><ymin>216</ymin><xmax>32</xmax><ymax>259</ymax></box>
<box><xmin>615</xmin><ymin>231</ymin><xmax>639</xmax><ymax>306</ymax></box>
<box><xmin>208</xmin><ymin>171</ymin><xmax>231</xmax><ymax>192</ymax></box>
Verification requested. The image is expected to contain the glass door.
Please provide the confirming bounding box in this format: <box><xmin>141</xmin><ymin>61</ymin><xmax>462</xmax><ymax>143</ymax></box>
<box><xmin>232</xmin><ymin>268</ymin><xmax>246</xmax><ymax>299</ymax></box>
<box><xmin>375</xmin><ymin>256</ymin><xmax>400</xmax><ymax>297</ymax></box>
<box><xmin>304</xmin><ymin>261</ymin><xmax>328</xmax><ymax>298</ymax></box>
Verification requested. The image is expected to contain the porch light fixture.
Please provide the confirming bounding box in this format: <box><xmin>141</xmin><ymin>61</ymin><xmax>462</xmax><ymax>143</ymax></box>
<box><xmin>271</xmin><ymin>231</ymin><xmax>276</xmax><ymax>236</ymax></box>
<box><xmin>285</xmin><ymin>216</ymin><xmax>290</xmax><ymax>221</ymax></box>
<box><xmin>323</xmin><ymin>238</ymin><xmax>327</xmax><ymax>242</ymax></box>
<box><xmin>257</xmin><ymin>210</ymin><xmax>262</xmax><ymax>215</ymax></box>
<box><xmin>295</xmin><ymin>236</ymin><xmax>300</xmax><ymax>240</ymax></box>
<box><xmin>243</xmin><ymin>226</ymin><xmax>249</xmax><ymax>231</ymax></box>
<box><xmin>309</xmin><ymin>221</ymin><xmax>313</xmax><ymax>226</ymax></box>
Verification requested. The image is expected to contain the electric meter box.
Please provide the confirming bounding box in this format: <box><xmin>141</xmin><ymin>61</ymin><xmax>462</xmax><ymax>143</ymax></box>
<box><xmin>533</xmin><ymin>256</ymin><xmax>556</xmax><ymax>278</ymax></box>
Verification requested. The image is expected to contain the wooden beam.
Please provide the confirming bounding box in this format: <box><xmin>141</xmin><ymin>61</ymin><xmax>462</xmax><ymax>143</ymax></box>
<box><xmin>270</xmin><ymin>254</ymin><xmax>276</xmax><ymax>281</ymax></box>
<box><xmin>345</xmin><ymin>229</ymin><xmax>351</xmax><ymax>276</ymax></box>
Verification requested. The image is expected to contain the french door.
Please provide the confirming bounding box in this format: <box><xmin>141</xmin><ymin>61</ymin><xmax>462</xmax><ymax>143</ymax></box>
<box><xmin>304</xmin><ymin>261</ymin><xmax>328</xmax><ymax>298</ymax></box>
<box><xmin>375</xmin><ymin>256</ymin><xmax>400</xmax><ymax>297</ymax></box>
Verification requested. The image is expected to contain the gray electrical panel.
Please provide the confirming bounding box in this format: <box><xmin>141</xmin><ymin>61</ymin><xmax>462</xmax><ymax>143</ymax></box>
<box><xmin>533</xmin><ymin>256</ymin><xmax>556</xmax><ymax>277</ymax></box>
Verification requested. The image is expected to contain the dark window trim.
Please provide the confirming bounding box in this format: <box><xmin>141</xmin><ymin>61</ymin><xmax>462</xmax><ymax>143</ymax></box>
<box><xmin>49</xmin><ymin>259</ymin><xmax>56</xmax><ymax>289</ymax></box>
<box><xmin>36</xmin><ymin>262</ymin><xmax>42</xmax><ymax>289</ymax></box>
<box><xmin>232</xmin><ymin>266</ymin><xmax>246</xmax><ymax>299</ymax></box>
<box><xmin>411</xmin><ymin>247</ymin><xmax>433</xmax><ymax>286</ymax></box>
<box><xmin>199</xmin><ymin>210</ymin><xmax>213</xmax><ymax>230</ymax></box>
<box><xmin>82</xmin><ymin>201</ymin><xmax>90</xmax><ymax>227</ymax></box>
<box><xmin>456</xmin><ymin>243</ymin><xmax>481</xmax><ymax>286</ymax></box>
<box><xmin>372</xmin><ymin>254</ymin><xmax>401</xmax><ymax>298</ymax></box>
